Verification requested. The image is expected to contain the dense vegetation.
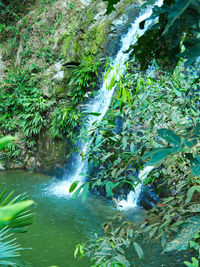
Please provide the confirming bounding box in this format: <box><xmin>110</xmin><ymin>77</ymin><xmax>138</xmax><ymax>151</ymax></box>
<box><xmin>103</xmin><ymin>0</ymin><xmax>200</xmax><ymax>71</ymax></box>
<box><xmin>71</xmin><ymin>61</ymin><xmax>200</xmax><ymax>266</ymax></box>
<box><xmin>0</xmin><ymin>136</ymin><xmax>35</xmax><ymax>266</ymax></box>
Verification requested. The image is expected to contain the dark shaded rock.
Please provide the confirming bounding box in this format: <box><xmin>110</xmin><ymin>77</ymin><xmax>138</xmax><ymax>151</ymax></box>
<box><xmin>137</xmin><ymin>184</ymin><xmax>160</xmax><ymax>210</ymax></box>
<box><xmin>114</xmin><ymin>115</ymin><xmax>124</xmax><ymax>134</ymax></box>
<box><xmin>63</xmin><ymin>62</ymin><xmax>80</xmax><ymax>67</ymax></box>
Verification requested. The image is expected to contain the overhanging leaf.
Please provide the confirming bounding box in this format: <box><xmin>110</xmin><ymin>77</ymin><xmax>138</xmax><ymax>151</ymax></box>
<box><xmin>163</xmin><ymin>0</ymin><xmax>192</xmax><ymax>35</ymax></box>
<box><xmin>81</xmin><ymin>183</ymin><xmax>89</xmax><ymax>202</ymax></box>
<box><xmin>186</xmin><ymin>186</ymin><xmax>200</xmax><ymax>203</ymax></box>
<box><xmin>105</xmin><ymin>181</ymin><xmax>114</xmax><ymax>197</ymax></box>
<box><xmin>190</xmin><ymin>155</ymin><xmax>200</xmax><ymax>176</ymax></box>
<box><xmin>144</xmin><ymin>147</ymin><xmax>173</xmax><ymax>165</ymax></box>
<box><xmin>114</xmin><ymin>255</ymin><xmax>130</xmax><ymax>266</ymax></box>
<box><xmin>69</xmin><ymin>180</ymin><xmax>79</xmax><ymax>193</ymax></box>
<box><xmin>157</xmin><ymin>129</ymin><xmax>181</xmax><ymax>146</ymax></box>
<box><xmin>165</xmin><ymin>215</ymin><xmax>200</xmax><ymax>252</ymax></box>
<box><xmin>71</xmin><ymin>184</ymin><xmax>85</xmax><ymax>200</ymax></box>
<box><xmin>134</xmin><ymin>242</ymin><xmax>144</xmax><ymax>259</ymax></box>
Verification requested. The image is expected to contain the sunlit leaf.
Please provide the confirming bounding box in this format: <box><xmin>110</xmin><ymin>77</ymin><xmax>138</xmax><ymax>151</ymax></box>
<box><xmin>133</xmin><ymin>242</ymin><xmax>144</xmax><ymax>259</ymax></box>
<box><xmin>105</xmin><ymin>181</ymin><xmax>114</xmax><ymax>197</ymax></box>
<box><xmin>157</xmin><ymin>129</ymin><xmax>181</xmax><ymax>146</ymax></box>
<box><xmin>81</xmin><ymin>183</ymin><xmax>89</xmax><ymax>202</ymax></box>
<box><xmin>165</xmin><ymin>215</ymin><xmax>200</xmax><ymax>252</ymax></box>
<box><xmin>69</xmin><ymin>180</ymin><xmax>79</xmax><ymax>193</ymax></box>
<box><xmin>0</xmin><ymin>136</ymin><xmax>15</xmax><ymax>151</ymax></box>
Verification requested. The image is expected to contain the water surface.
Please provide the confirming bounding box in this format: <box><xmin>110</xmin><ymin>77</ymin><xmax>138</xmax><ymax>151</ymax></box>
<box><xmin>0</xmin><ymin>171</ymin><xmax>188</xmax><ymax>267</ymax></box>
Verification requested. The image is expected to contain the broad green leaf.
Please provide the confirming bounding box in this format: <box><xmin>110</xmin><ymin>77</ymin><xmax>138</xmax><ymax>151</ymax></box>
<box><xmin>190</xmin><ymin>155</ymin><xmax>200</xmax><ymax>176</ymax></box>
<box><xmin>124</xmin><ymin>180</ymin><xmax>136</xmax><ymax>189</ymax></box>
<box><xmin>130</xmin><ymin>143</ymin><xmax>135</xmax><ymax>153</ymax></box>
<box><xmin>69</xmin><ymin>180</ymin><xmax>79</xmax><ymax>193</ymax></box>
<box><xmin>127</xmin><ymin>228</ymin><xmax>133</xmax><ymax>238</ymax></box>
<box><xmin>187</xmin><ymin>204</ymin><xmax>200</xmax><ymax>213</ymax></box>
<box><xmin>134</xmin><ymin>242</ymin><xmax>144</xmax><ymax>259</ymax></box>
<box><xmin>87</xmin><ymin>112</ymin><xmax>101</xmax><ymax>116</ymax></box>
<box><xmin>143</xmin><ymin>147</ymin><xmax>171</xmax><ymax>160</ymax></box>
<box><xmin>107</xmin><ymin>74</ymin><xmax>116</xmax><ymax>90</ymax></box>
<box><xmin>192</xmin><ymin>124</ymin><xmax>200</xmax><ymax>138</ymax></box>
<box><xmin>182</xmin><ymin>40</ymin><xmax>200</xmax><ymax>66</ymax></box>
<box><xmin>128</xmin><ymin>176</ymin><xmax>141</xmax><ymax>184</ymax></box>
<box><xmin>186</xmin><ymin>186</ymin><xmax>200</xmax><ymax>203</ymax></box>
<box><xmin>81</xmin><ymin>183</ymin><xmax>89</xmax><ymax>202</ymax></box>
<box><xmin>147</xmin><ymin>148</ymin><xmax>172</xmax><ymax>165</ymax></box>
<box><xmin>161</xmin><ymin>234</ymin><xmax>166</xmax><ymax>248</ymax></box>
<box><xmin>122</xmin><ymin>136</ymin><xmax>127</xmax><ymax>149</ymax></box>
<box><xmin>165</xmin><ymin>215</ymin><xmax>200</xmax><ymax>252</ymax></box>
<box><xmin>184</xmin><ymin>257</ymin><xmax>199</xmax><ymax>267</ymax></box>
<box><xmin>0</xmin><ymin>136</ymin><xmax>15</xmax><ymax>151</ymax></box>
<box><xmin>163</xmin><ymin>0</ymin><xmax>192</xmax><ymax>35</ymax></box>
<box><xmin>113</xmin><ymin>255</ymin><xmax>130</xmax><ymax>267</ymax></box>
<box><xmin>74</xmin><ymin>246</ymin><xmax>79</xmax><ymax>258</ymax></box>
<box><xmin>157</xmin><ymin>129</ymin><xmax>181</xmax><ymax>146</ymax></box>
<box><xmin>105</xmin><ymin>181</ymin><xmax>114</xmax><ymax>197</ymax></box>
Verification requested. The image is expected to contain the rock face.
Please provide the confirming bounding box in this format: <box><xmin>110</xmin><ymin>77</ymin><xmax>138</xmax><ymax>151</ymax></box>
<box><xmin>137</xmin><ymin>184</ymin><xmax>160</xmax><ymax>210</ymax></box>
<box><xmin>0</xmin><ymin>0</ymin><xmax>140</xmax><ymax>174</ymax></box>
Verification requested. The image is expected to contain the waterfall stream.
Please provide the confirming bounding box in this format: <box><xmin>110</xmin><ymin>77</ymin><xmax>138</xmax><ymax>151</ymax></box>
<box><xmin>51</xmin><ymin>0</ymin><xmax>163</xmax><ymax>205</ymax></box>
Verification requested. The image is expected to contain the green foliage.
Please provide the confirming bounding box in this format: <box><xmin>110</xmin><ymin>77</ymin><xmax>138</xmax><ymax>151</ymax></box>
<box><xmin>101</xmin><ymin>0</ymin><xmax>200</xmax><ymax>71</ymax></box>
<box><xmin>79</xmin><ymin>218</ymin><xmax>131</xmax><ymax>266</ymax></box>
<box><xmin>0</xmin><ymin>227</ymin><xmax>30</xmax><ymax>267</ymax></box>
<box><xmin>184</xmin><ymin>257</ymin><xmax>199</xmax><ymax>267</ymax></box>
<box><xmin>0</xmin><ymin>136</ymin><xmax>15</xmax><ymax>150</ymax></box>
<box><xmin>0</xmin><ymin>200</ymin><xmax>35</xmax><ymax>229</ymax></box>
<box><xmin>0</xmin><ymin>0</ymin><xmax>36</xmax><ymax>24</ymax></box>
<box><xmin>131</xmin><ymin>0</ymin><xmax>200</xmax><ymax>70</ymax></box>
<box><xmin>67</xmin><ymin>57</ymin><xmax>101</xmax><ymax>105</ymax></box>
<box><xmin>165</xmin><ymin>216</ymin><xmax>200</xmax><ymax>252</ymax></box>
<box><xmin>78</xmin><ymin>62</ymin><xmax>200</xmax><ymax>200</ymax></box>
<box><xmin>0</xmin><ymin>67</ymin><xmax>55</xmax><ymax>159</ymax></box>
<box><xmin>184</xmin><ymin>234</ymin><xmax>200</xmax><ymax>267</ymax></box>
<box><xmin>0</xmin><ymin>136</ymin><xmax>35</xmax><ymax>266</ymax></box>
<box><xmin>74</xmin><ymin>62</ymin><xmax>200</xmax><ymax>266</ymax></box>
<box><xmin>50</xmin><ymin>106</ymin><xmax>83</xmax><ymax>139</ymax></box>
<box><xmin>143</xmin><ymin>125</ymin><xmax>200</xmax><ymax>170</ymax></box>
<box><xmin>0</xmin><ymin>61</ymin><xmax>95</xmax><ymax>161</ymax></box>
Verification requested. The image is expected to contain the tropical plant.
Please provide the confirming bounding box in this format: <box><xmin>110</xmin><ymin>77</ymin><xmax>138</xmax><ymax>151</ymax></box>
<box><xmin>70</xmin><ymin>62</ymin><xmax>200</xmax><ymax>200</ymax></box>
<box><xmin>49</xmin><ymin>106</ymin><xmax>83</xmax><ymax>139</ymax></box>
<box><xmin>72</xmin><ymin>62</ymin><xmax>200</xmax><ymax>266</ymax></box>
<box><xmin>102</xmin><ymin>0</ymin><xmax>200</xmax><ymax>71</ymax></box>
<box><xmin>67</xmin><ymin>56</ymin><xmax>101</xmax><ymax>105</ymax></box>
<box><xmin>0</xmin><ymin>136</ymin><xmax>35</xmax><ymax>266</ymax></box>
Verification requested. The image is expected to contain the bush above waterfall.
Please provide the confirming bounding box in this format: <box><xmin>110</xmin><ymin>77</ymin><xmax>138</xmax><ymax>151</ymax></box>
<box><xmin>102</xmin><ymin>0</ymin><xmax>200</xmax><ymax>71</ymax></box>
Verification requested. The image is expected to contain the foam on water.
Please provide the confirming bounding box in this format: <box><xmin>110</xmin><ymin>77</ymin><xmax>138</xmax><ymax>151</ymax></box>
<box><xmin>117</xmin><ymin>166</ymin><xmax>154</xmax><ymax>210</ymax></box>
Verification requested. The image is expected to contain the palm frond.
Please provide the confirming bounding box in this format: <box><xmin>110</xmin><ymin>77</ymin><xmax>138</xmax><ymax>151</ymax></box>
<box><xmin>0</xmin><ymin>227</ymin><xmax>30</xmax><ymax>267</ymax></box>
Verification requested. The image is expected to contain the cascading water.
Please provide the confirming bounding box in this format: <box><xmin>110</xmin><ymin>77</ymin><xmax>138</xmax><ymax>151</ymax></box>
<box><xmin>50</xmin><ymin>0</ymin><xmax>163</xmax><ymax>200</ymax></box>
<box><xmin>117</xmin><ymin>165</ymin><xmax>154</xmax><ymax>209</ymax></box>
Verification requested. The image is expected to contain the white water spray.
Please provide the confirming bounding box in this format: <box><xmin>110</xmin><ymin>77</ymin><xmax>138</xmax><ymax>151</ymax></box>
<box><xmin>50</xmin><ymin>0</ymin><xmax>163</xmax><ymax>199</ymax></box>
<box><xmin>117</xmin><ymin>166</ymin><xmax>154</xmax><ymax>209</ymax></box>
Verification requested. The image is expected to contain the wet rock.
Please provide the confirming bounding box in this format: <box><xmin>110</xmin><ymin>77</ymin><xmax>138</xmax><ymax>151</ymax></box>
<box><xmin>113</xmin><ymin>115</ymin><xmax>124</xmax><ymax>134</ymax></box>
<box><xmin>0</xmin><ymin>163</ymin><xmax>5</xmax><ymax>171</ymax></box>
<box><xmin>137</xmin><ymin>184</ymin><xmax>160</xmax><ymax>210</ymax></box>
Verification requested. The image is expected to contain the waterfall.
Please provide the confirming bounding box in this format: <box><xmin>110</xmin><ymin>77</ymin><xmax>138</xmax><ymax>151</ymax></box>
<box><xmin>50</xmin><ymin>0</ymin><xmax>163</xmax><ymax>198</ymax></box>
<box><xmin>117</xmin><ymin>166</ymin><xmax>154</xmax><ymax>209</ymax></box>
